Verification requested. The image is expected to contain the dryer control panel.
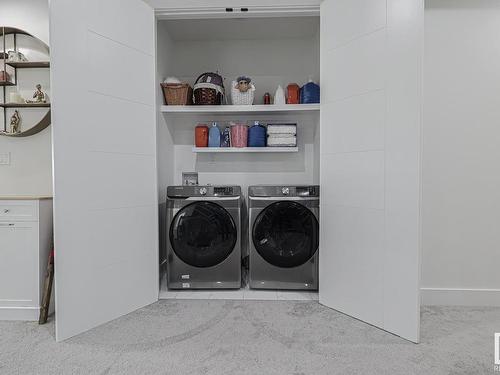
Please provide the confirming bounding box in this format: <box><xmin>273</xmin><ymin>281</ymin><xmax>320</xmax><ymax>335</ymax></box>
<box><xmin>248</xmin><ymin>185</ymin><xmax>320</xmax><ymax>198</ymax></box>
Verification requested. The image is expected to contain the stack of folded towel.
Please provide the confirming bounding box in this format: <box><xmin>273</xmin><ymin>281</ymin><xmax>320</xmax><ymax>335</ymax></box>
<box><xmin>266</xmin><ymin>123</ymin><xmax>297</xmax><ymax>147</ymax></box>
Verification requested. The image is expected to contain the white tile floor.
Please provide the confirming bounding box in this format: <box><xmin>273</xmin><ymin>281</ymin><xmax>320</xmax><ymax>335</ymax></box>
<box><xmin>159</xmin><ymin>277</ymin><xmax>318</xmax><ymax>301</ymax></box>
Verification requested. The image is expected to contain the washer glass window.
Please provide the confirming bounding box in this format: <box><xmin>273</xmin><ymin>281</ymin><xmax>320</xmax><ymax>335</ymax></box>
<box><xmin>170</xmin><ymin>202</ymin><xmax>237</xmax><ymax>268</ymax></box>
<box><xmin>252</xmin><ymin>201</ymin><xmax>319</xmax><ymax>268</ymax></box>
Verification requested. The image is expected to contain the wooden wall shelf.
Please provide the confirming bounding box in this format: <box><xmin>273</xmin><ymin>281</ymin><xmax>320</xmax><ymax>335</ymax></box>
<box><xmin>0</xmin><ymin>103</ymin><xmax>50</xmax><ymax>108</ymax></box>
<box><xmin>0</xmin><ymin>111</ymin><xmax>51</xmax><ymax>137</ymax></box>
<box><xmin>6</xmin><ymin>61</ymin><xmax>50</xmax><ymax>69</ymax></box>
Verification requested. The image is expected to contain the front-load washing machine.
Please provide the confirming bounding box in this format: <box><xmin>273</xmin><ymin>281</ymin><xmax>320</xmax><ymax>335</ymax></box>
<box><xmin>166</xmin><ymin>185</ymin><xmax>242</xmax><ymax>289</ymax></box>
<box><xmin>248</xmin><ymin>185</ymin><xmax>319</xmax><ymax>290</ymax></box>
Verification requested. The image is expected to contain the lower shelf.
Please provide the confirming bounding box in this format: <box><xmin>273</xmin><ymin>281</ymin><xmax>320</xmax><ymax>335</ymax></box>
<box><xmin>192</xmin><ymin>147</ymin><xmax>298</xmax><ymax>153</ymax></box>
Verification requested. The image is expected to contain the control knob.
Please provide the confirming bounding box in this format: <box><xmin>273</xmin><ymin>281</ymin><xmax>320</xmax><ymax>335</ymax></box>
<box><xmin>281</xmin><ymin>187</ymin><xmax>290</xmax><ymax>196</ymax></box>
<box><xmin>199</xmin><ymin>187</ymin><xmax>207</xmax><ymax>196</ymax></box>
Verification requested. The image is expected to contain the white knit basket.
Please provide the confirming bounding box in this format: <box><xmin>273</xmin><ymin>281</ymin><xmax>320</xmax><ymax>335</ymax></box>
<box><xmin>231</xmin><ymin>81</ymin><xmax>255</xmax><ymax>105</ymax></box>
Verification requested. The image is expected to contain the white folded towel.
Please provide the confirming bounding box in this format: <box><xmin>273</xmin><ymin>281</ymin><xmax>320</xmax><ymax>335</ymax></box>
<box><xmin>267</xmin><ymin>135</ymin><xmax>297</xmax><ymax>147</ymax></box>
<box><xmin>267</xmin><ymin>124</ymin><xmax>297</xmax><ymax>135</ymax></box>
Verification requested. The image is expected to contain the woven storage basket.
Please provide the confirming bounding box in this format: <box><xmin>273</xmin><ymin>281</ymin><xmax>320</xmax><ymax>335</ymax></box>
<box><xmin>161</xmin><ymin>83</ymin><xmax>193</xmax><ymax>105</ymax></box>
<box><xmin>193</xmin><ymin>72</ymin><xmax>225</xmax><ymax>105</ymax></box>
<box><xmin>231</xmin><ymin>80</ymin><xmax>255</xmax><ymax>105</ymax></box>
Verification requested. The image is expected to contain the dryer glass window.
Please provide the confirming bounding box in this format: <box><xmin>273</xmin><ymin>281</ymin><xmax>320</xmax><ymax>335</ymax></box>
<box><xmin>253</xmin><ymin>201</ymin><xmax>319</xmax><ymax>268</ymax></box>
<box><xmin>170</xmin><ymin>202</ymin><xmax>237</xmax><ymax>268</ymax></box>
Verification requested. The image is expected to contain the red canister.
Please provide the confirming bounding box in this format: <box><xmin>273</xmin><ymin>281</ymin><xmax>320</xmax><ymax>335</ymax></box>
<box><xmin>286</xmin><ymin>83</ymin><xmax>300</xmax><ymax>104</ymax></box>
<box><xmin>263</xmin><ymin>92</ymin><xmax>271</xmax><ymax>105</ymax></box>
<box><xmin>195</xmin><ymin>124</ymin><xmax>209</xmax><ymax>147</ymax></box>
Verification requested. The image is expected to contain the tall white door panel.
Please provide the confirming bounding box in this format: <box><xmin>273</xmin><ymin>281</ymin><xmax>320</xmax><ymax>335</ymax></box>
<box><xmin>50</xmin><ymin>0</ymin><xmax>158</xmax><ymax>341</ymax></box>
<box><xmin>319</xmin><ymin>0</ymin><xmax>423</xmax><ymax>342</ymax></box>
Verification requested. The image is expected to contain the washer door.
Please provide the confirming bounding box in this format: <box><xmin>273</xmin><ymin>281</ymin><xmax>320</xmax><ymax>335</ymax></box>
<box><xmin>170</xmin><ymin>201</ymin><xmax>237</xmax><ymax>268</ymax></box>
<box><xmin>253</xmin><ymin>201</ymin><xmax>319</xmax><ymax>268</ymax></box>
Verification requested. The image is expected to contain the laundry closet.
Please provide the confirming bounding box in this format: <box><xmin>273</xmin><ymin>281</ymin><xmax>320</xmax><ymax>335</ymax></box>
<box><xmin>156</xmin><ymin>15</ymin><xmax>321</xmax><ymax>295</ymax></box>
<box><xmin>50</xmin><ymin>0</ymin><xmax>423</xmax><ymax>344</ymax></box>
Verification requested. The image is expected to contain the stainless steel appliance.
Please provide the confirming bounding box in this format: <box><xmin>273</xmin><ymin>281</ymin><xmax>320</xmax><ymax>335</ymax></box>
<box><xmin>165</xmin><ymin>185</ymin><xmax>242</xmax><ymax>289</ymax></box>
<box><xmin>248</xmin><ymin>185</ymin><xmax>319</xmax><ymax>290</ymax></box>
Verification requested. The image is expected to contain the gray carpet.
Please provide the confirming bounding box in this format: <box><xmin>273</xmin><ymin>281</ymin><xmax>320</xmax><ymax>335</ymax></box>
<box><xmin>0</xmin><ymin>301</ymin><xmax>497</xmax><ymax>374</ymax></box>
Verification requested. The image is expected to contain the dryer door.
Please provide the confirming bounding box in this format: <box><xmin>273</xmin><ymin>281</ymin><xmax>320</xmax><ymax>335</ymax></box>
<box><xmin>170</xmin><ymin>202</ymin><xmax>237</xmax><ymax>268</ymax></box>
<box><xmin>253</xmin><ymin>201</ymin><xmax>319</xmax><ymax>268</ymax></box>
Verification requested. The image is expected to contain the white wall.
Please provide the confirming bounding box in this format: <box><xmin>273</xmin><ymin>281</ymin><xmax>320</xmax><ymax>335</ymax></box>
<box><xmin>0</xmin><ymin>0</ymin><xmax>52</xmax><ymax>197</ymax></box>
<box><xmin>422</xmin><ymin>0</ymin><xmax>500</xmax><ymax>305</ymax></box>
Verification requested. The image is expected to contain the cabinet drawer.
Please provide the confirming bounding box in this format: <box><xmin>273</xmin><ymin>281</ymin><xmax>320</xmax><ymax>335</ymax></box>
<box><xmin>0</xmin><ymin>201</ymin><xmax>38</xmax><ymax>222</ymax></box>
<box><xmin>0</xmin><ymin>222</ymin><xmax>38</xmax><ymax>307</ymax></box>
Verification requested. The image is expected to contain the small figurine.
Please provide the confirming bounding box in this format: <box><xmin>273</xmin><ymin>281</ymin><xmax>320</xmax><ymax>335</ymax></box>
<box><xmin>10</xmin><ymin>110</ymin><xmax>21</xmax><ymax>134</ymax></box>
<box><xmin>26</xmin><ymin>84</ymin><xmax>47</xmax><ymax>103</ymax></box>
<box><xmin>235</xmin><ymin>76</ymin><xmax>252</xmax><ymax>92</ymax></box>
<box><xmin>33</xmin><ymin>84</ymin><xmax>46</xmax><ymax>103</ymax></box>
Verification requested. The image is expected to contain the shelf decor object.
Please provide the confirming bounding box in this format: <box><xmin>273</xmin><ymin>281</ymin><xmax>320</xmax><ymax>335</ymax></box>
<box><xmin>0</xmin><ymin>26</ymin><xmax>51</xmax><ymax>137</ymax></box>
<box><xmin>193</xmin><ymin>72</ymin><xmax>225</xmax><ymax>105</ymax></box>
<box><xmin>231</xmin><ymin>76</ymin><xmax>255</xmax><ymax>105</ymax></box>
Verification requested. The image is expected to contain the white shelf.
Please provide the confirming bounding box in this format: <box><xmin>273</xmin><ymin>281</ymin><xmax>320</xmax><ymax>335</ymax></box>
<box><xmin>192</xmin><ymin>147</ymin><xmax>298</xmax><ymax>153</ymax></box>
<box><xmin>161</xmin><ymin>104</ymin><xmax>319</xmax><ymax>115</ymax></box>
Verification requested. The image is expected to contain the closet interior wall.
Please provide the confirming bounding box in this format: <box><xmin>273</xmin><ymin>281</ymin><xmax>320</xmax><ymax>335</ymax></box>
<box><xmin>156</xmin><ymin>16</ymin><xmax>321</xmax><ymax>201</ymax></box>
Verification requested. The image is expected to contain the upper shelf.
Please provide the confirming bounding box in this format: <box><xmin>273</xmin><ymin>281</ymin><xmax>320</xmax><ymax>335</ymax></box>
<box><xmin>6</xmin><ymin>61</ymin><xmax>50</xmax><ymax>69</ymax></box>
<box><xmin>161</xmin><ymin>104</ymin><xmax>320</xmax><ymax>115</ymax></box>
<box><xmin>0</xmin><ymin>102</ymin><xmax>51</xmax><ymax>108</ymax></box>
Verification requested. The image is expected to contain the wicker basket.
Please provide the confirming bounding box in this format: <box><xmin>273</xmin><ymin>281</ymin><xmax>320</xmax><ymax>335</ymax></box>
<box><xmin>193</xmin><ymin>72</ymin><xmax>225</xmax><ymax>105</ymax></box>
<box><xmin>231</xmin><ymin>81</ymin><xmax>255</xmax><ymax>105</ymax></box>
<box><xmin>161</xmin><ymin>83</ymin><xmax>193</xmax><ymax>105</ymax></box>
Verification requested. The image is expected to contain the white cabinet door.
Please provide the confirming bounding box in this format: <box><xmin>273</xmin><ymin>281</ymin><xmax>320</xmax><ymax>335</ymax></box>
<box><xmin>319</xmin><ymin>0</ymin><xmax>423</xmax><ymax>342</ymax></box>
<box><xmin>0</xmin><ymin>222</ymin><xmax>38</xmax><ymax>306</ymax></box>
<box><xmin>50</xmin><ymin>0</ymin><xmax>158</xmax><ymax>341</ymax></box>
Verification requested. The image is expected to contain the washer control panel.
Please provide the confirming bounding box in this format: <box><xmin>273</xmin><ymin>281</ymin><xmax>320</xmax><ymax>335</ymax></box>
<box><xmin>167</xmin><ymin>185</ymin><xmax>241</xmax><ymax>198</ymax></box>
<box><xmin>213</xmin><ymin>186</ymin><xmax>235</xmax><ymax>196</ymax></box>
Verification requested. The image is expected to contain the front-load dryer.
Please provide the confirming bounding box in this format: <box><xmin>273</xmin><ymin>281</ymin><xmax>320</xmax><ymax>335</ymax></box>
<box><xmin>248</xmin><ymin>185</ymin><xmax>319</xmax><ymax>290</ymax></box>
<box><xmin>166</xmin><ymin>185</ymin><xmax>242</xmax><ymax>289</ymax></box>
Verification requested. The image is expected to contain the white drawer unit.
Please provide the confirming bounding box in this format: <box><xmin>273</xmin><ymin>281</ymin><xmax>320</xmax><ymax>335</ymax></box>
<box><xmin>0</xmin><ymin>200</ymin><xmax>38</xmax><ymax>222</ymax></box>
<box><xmin>0</xmin><ymin>198</ymin><xmax>53</xmax><ymax>321</ymax></box>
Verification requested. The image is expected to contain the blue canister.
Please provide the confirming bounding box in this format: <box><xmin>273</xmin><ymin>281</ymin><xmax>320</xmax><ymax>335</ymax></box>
<box><xmin>248</xmin><ymin>121</ymin><xmax>266</xmax><ymax>147</ymax></box>
<box><xmin>300</xmin><ymin>80</ymin><xmax>320</xmax><ymax>104</ymax></box>
<box><xmin>208</xmin><ymin>122</ymin><xmax>221</xmax><ymax>147</ymax></box>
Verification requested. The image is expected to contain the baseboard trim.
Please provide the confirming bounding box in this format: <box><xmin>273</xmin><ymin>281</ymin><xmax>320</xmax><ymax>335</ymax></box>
<box><xmin>421</xmin><ymin>288</ymin><xmax>500</xmax><ymax>306</ymax></box>
<box><xmin>0</xmin><ymin>306</ymin><xmax>39</xmax><ymax>321</ymax></box>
